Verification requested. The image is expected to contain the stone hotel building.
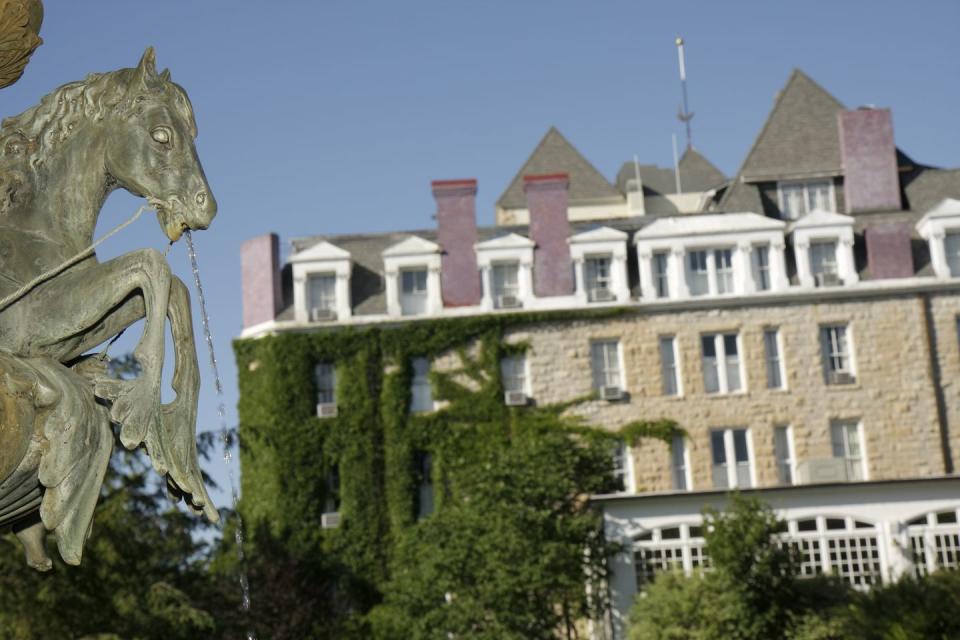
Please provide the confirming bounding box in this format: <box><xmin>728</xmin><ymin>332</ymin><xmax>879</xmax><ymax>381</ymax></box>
<box><xmin>238</xmin><ymin>70</ymin><xmax>960</xmax><ymax>638</ymax></box>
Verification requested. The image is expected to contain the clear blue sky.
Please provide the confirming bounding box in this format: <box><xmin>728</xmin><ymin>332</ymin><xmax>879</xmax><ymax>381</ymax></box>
<box><xmin>4</xmin><ymin>0</ymin><xmax>958</xmax><ymax>511</ymax></box>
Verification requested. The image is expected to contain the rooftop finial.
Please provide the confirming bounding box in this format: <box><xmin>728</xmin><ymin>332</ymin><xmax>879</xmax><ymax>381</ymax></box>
<box><xmin>675</xmin><ymin>36</ymin><xmax>694</xmax><ymax>151</ymax></box>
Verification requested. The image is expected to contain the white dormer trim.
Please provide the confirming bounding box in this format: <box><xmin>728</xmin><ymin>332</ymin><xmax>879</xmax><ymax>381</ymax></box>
<box><xmin>634</xmin><ymin>213</ymin><xmax>788</xmax><ymax>301</ymax></box>
<box><xmin>475</xmin><ymin>233</ymin><xmax>535</xmax><ymax>311</ymax></box>
<box><xmin>382</xmin><ymin>236</ymin><xmax>442</xmax><ymax>317</ymax></box>
<box><xmin>917</xmin><ymin>198</ymin><xmax>960</xmax><ymax>279</ymax></box>
<box><xmin>291</xmin><ymin>240</ymin><xmax>353</xmax><ymax>323</ymax></box>
<box><xmin>568</xmin><ymin>226</ymin><xmax>630</xmax><ymax>304</ymax></box>
<box><xmin>791</xmin><ymin>209</ymin><xmax>858</xmax><ymax>288</ymax></box>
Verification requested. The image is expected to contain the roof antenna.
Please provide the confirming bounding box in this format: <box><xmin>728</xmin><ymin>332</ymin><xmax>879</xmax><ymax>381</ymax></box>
<box><xmin>675</xmin><ymin>36</ymin><xmax>694</xmax><ymax>151</ymax></box>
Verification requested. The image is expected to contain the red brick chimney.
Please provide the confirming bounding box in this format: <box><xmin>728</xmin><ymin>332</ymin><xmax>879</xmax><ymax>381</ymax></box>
<box><xmin>865</xmin><ymin>223</ymin><xmax>913</xmax><ymax>279</ymax></box>
<box><xmin>838</xmin><ymin>108</ymin><xmax>902</xmax><ymax>213</ymax></box>
<box><xmin>433</xmin><ymin>179</ymin><xmax>481</xmax><ymax>306</ymax></box>
<box><xmin>241</xmin><ymin>233</ymin><xmax>282</xmax><ymax>328</ymax></box>
<box><xmin>524</xmin><ymin>173</ymin><xmax>574</xmax><ymax>297</ymax></box>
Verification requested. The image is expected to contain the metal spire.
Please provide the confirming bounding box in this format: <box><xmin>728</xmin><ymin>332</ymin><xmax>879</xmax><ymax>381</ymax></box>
<box><xmin>675</xmin><ymin>36</ymin><xmax>694</xmax><ymax>150</ymax></box>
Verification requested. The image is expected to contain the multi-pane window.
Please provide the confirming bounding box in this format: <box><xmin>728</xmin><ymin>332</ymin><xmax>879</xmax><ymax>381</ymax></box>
<box><xmin>907</xmin><ymin>509</ymin><xmax>960</xmax><ymax>578</ymax></box>
<box><xmin>821</xmin><ymin>325</ymin><xmax>855</xmax><ymax>385</ymax></box>
<box><xmin>400</xmin><ymin>268</ymin><xmax>429</xmax><ymax>315</ymax></box>
<box><xmin>785</xmin><ymin>517</ymin><xmax>882</xmax><ymax>588</ymax></box>
<box><xmin>778</xmin><ymin>180</ymin><xmax>834</xmax><ymax>219</ymax></box>
<box><xmin>611</xmin><ymin>440</ymin><xmax>631</xmax><ymax>493</ymax></box>
<box><xmin>492</xmin><ymin>262</ymin><xmax>520</xmax><ymax>308</ymax></box>
<box><xmin>774</xmin><ymin>425</ymin><xmax>794</xmax><ymax>485</ymax></box>
<box><xmin>653</xmin><ymin>252</ymin><xmax>670</xmax><ymax>298</ymax></box>
<box><xmin>633</xmin><ymin>524</ymin><xmax>709</xmax><ymax>588</ymax></box>
<box><xmin>710</xmin><ymin>428</ymin><xmax>752</xmax><ymax>489</ymax></box>
<box><xmin>946</xmin><ymin>232</ymin><xmax>960</xmax><ymax>277</ymax></box>
<box><xmin>809</xmin><ymin>241</ymin><xmax>840</xmax><ymax>286</ymax></box>
<box><xmin>591</xmin><ymin>340</ymin><xmax>623</xmax><ymax>391</ymax></box>
<box><xmin>308</xmin><ymin>273</ymin><xmax>337</xmax><ymax>317</ymax></box>
<box><xmin>414</xmin><ymin>450</ymin><xmax>434</xmax><ymax>520</ymax></box>
<box><xmin>701</xmin><ymin>333</ymin><xmax>742</xmax><ymax>394</ymax></box>
<box><xmin>585</xmin><ymin>256</ymin><xmax>613</xmax><ymax>301</ymax></box>
<box><xmin>410</xmin><ymin>357</ymin><xmax>433</xmax><ymax>413</ymax></box>
<box><xmin>315</xmin><ymin>363</ymin><xmax>336</xmax><ymax>405</ymax></box>
<box><xmin>687</xmin><ymin>248</ymin><xmax>734</xmax><ymax>296</ymax></box>
<box><xmin>763</xmin><ymin>328</ymin><xmax>784</xmax><ymax>389</ymax></box>
<box><xmin>659</xmin><ymin>336</ymin><xmax>681</xmax><ymax>396</ymax></box>
<box><xmin>752</xmin><ymin>245</ymin><xmax>771</xmax><ymax>291</ymax></box>
<box><xmin>500</xmin><ymin>355</ymin><xmax>527</xmax><ymax>394</ymax></box>
<box><xmin>831</xmin><ymin>420</ymin><xmax>865</xmax><ymax>481</ymax></box>
<box><xmin>671</xmin><ymin>434</ymin><xmax>689</xmax><ymax>491</ymax></box>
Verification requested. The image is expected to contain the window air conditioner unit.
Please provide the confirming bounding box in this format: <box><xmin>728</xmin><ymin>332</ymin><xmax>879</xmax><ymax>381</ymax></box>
<box><xmin>504</xmin><ymin>391</ymin><xmax>528</xmax><ymax>406</ymax></box>
<box><xmin>316</xmin><ymin>402</ymin><xmax>339</xmax><ymax>418</ymax></box>
<box><xmin>828</xmin><ymin>371</ymin><xmax>856</xmax><ymax>385</ymax></box>
<box><xmin>590</xmin><ymin>288</ymin><xmax>615</xmax><ymax>302</ymax></box>
<box><xmin>310</xmin><ymin>307</ymin><xmax>337</xmax><ymax>322</ymax></box>
<box><xmin>321</xmin><ymin>512</ymin><xmax>342</xmax><ymax>529</ymax></box>
<box><xmin>497</xmin><ymin>295</ymin><xmax>521</xmax><ymax>309</ymax></box>
<box><xmin>600</xmin><ymin>385</ymin><xmax>624</xmax><ymax>401</ymax></box>
<box><xmin>814</xmin><ymin>272</ymin><xmax>841</xmax><ymax>287</ymax></box>
<box><xmin>796</xmin><ymin>458</ymin><xmax>849</xmax><ymax>485</ymax></box>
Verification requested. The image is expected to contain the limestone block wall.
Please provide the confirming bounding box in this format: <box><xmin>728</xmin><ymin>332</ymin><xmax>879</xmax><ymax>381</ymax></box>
<box><xmin>503</xmin><ymin>293</ymin><xmax>955</xmax><ymax>494</ymax></box>
<box><xmin>928</xmin><ymin>293</ymin><xmax>960</xmax><ymax>473</ymax></box>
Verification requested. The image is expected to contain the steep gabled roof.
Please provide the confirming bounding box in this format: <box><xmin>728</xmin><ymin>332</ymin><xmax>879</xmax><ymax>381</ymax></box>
<box><xmin>497</xmin><ymin>127</ymin><xmax>622</xmax><ymax>209</ymax></box>
<box><xmin>616</xmin><ymin>148</ymin><xmax>726</xmax><ymax>196</ymax></box>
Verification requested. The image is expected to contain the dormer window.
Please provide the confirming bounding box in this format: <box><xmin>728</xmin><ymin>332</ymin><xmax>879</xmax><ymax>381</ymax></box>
<box><xmin>290</xmin><ymin>240</ymin><xmax>353</xmax><ymax>324</ymax></box>
<box><xmin>945</xmin><ymin>232</ymin><xmax>960</xmax><ymax>277</ymax></box>
<box><xmin>917</xmin><ymin>199</ymin><xmax>960</xmax><ymax>279</ymax></box>
<box><xmin>687</xmin><ymin>248</ymin><xmax>733</xmax><ymax>296</ymax></box>
<box><xmin>492</xmin><ymin>262</ymin><xmax>521</xmax><ymax>308</ymax></box>
<box><xmin>307</xmin><ymin>274</ymin><xmax>337</xmax><ymax>321</ymax></box>
<box><xmin>778</xmin><ymin>180</ymin><xmax>835</xmax><ymax>219</ymax></box>
<box><xmin>792</xmin><ymin>210</ymin><xmax>858</xmax><ymax>288</ymax></box>
<box><xmin>752</xmin><ymin>246</ymin><xmax>771</xmax><ymax>291</ymax></box>
<box><xmin>400</xmin><ymin>268</ymin><xmax>429</xmax><ymax>315</ymax></box>
<box><xmin>475</xmin><ymin>233</ymin><xmax>535</xmax><ymax>311</ymax></box>
<box><xmin>809</xmin><ymin>241</ymin><xmax>840</xmax><ymax>286</ymax></box>
<box><xmin>383</xmin><ymin>236</ymin><xmax>442</xmax><ymax>317</ymax></box>
<box><xmin>568</xmin><ymin>226</ymin><xmax>629</xmax><ymax>305</ymax></box>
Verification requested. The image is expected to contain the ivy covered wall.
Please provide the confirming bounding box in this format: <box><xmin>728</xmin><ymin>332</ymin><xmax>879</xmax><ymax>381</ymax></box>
<box><xmin>233</xmin><ymin>309</ymin><xmax>680</xmax><ymax>635</ymax></box>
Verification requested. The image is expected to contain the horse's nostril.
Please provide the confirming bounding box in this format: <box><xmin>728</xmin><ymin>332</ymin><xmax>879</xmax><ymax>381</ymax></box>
<box><xmin>195</xmin><ymin>192</ymin><xmax>207</xmax><ymax>207</ymax></box>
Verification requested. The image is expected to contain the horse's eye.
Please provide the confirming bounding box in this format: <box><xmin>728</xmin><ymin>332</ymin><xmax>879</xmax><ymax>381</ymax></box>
<box><xmin>151</xmin><ymin>127</ymin><xmax>171</xmax><ymax>144</ymax></box>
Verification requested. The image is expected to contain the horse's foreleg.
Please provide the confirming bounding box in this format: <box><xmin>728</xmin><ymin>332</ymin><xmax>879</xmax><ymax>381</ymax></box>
<box><xmin>154</xmin><ymin>277</ymin><xmax>217</xmax><ymax>521</ymax></box>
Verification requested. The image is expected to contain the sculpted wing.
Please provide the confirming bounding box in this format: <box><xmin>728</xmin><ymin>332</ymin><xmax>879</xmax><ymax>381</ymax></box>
<box><xmin>0</xmin><ymin>0</ymin><xmax>43</xmax><ymax>90</ymax></box>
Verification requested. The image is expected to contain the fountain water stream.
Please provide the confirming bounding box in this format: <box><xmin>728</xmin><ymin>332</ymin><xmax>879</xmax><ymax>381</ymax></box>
<box><xmin>185</xmin><ymin>232</ymin><xmax>256</xmax><ymax>640</ymax></box>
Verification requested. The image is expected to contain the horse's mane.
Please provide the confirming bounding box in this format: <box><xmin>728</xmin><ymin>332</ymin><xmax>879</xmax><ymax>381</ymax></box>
<box><xmin>0</xmin><ymin>66</ymin><xmax>195</xmax><ymax>214</ymax></box>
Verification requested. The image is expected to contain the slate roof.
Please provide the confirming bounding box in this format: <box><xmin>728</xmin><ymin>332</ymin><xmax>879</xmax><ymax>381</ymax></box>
<box><xmin>496</xmin><ymin>127</ymin><xmax>622</xmax><ymax>209</ymax></box>
<box><xmin>615</xmin><ymin>148</ymin><xmax>726</xmax><ymax>197</ymax></box>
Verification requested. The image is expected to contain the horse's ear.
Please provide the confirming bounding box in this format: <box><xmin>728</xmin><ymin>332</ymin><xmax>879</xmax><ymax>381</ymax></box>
<box><xmin>160</xmin><ymin>68</ymin><xmax>171</xmax><ymax>82</ymax></box>
<box><xmin>134</xmin><ymin>46</ymin><xmax>159</xmax><ymax>89</ymax></box>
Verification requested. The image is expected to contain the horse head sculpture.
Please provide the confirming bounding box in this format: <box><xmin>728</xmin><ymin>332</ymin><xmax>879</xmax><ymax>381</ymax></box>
<box><xmin>0</xmin><ymin>47</ymin><xmax>218</xmax><ymax>570</ymax></box>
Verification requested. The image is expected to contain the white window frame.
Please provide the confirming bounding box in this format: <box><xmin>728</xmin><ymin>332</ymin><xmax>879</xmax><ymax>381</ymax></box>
<box><xmin>290</xmin><ymin>240</ymin><xmax>353</xmax><ymax>323</ymax></box>
<box><xmin>569</xmin><ymin>226</ymin><xmax>630</xmax><ymax>305</ymax></box>
<box><xmin>777</xmin><ymin>179</ymin><xmax>836</xmax><ymax>220</ymax></box>
<box><xmin>611</xmin><ymin>440</ymin><xmax>634</xmax><ymax>493</ymax></box>
<box><xmin>701</xmin><ymin>332</ymin><xmax>744</xmax><ymax>394</ymax></box>
<box><xmin>475</xmin><ymin>233</ymin><xmax>535</xmax><ymax>311</ymax></box>
<box><xmin>763</xmin><ymin>328</ymin><xmax>786</xmax><ymax>390</ymax></box>
<box><xmin>584</xmin><ymin>255</ymin><xmax>614</xmax><ymax>302</ymax></box>
<box><xmin>491</xmin><ymin>261</ymin><xmax>521</xmax><ymax>308</ymax></box>
<box><xmin>905</xmin><ymin>508</ymin><xmax>960</xmax><ymax>578</ymax></box>
<box><xmin>400</xmin><ymin>267</ymin><xmax>430</xmax><ymax>316</ymax></box>
<box><xmin>752</xmin><ymin>244</ymin><xmax>771</xmax><ymax>291</ymax></box>
<box><xmin>774</xmin><ymin>424</ymin><xmax>796</xmax><ymax>485</ymax></box>
<box><xmin>659</xmin><ymin>335</ymin><xmax>682</xmax><ymax>396</ymax></box>
<box><xmin>315</xmin><ymin>362</ymin><xmax>336</xmax><ymax>405</ymax></box>
<box><xmin>821</xmin><ymin>324</ymin><xmax>856</xmax><ymax>385</ymax></box>
<box><xmin>917</xmin><ymin>199</ymin><xmax>960</xmax><ymax>279</ymax></box>
<box><xmin>791</xmin><ymin>211</ymin><xmax>858</xmax><ymax>288</ymax></box>
<box><xmin>591</xmin><ymin>339</ymin><xmax>625</xmax><ymax>392</ymax></box>
<box><xmin>686</xmin><ymin>247</ymin><xmax>735</xmax><ymax>297</ymax></box>
<box><xmin>500</xmin><ymin>354</ymin><xmax>529</xmax><ymax>396</ymax></box>
<box><xmin>946</xmin><ymin>232</ymin><xmax>960</xmax><ymax>277</ymax></box>
<box><xmin>710</xmin><ymin>427</ymin><xmax>754</xmax><ymax>489</ymax></box>
<box><xmin>784</xmin><ymin>516</ymin><xmax>883</xmax><ymax>589</ymax></box>
<box><xmin>670</xmin><ymin>434</ymin><xmax>691</xmax><ymax>491</ymax></box>
<box><xmin>652</xmin><ymin>252</ymin><xmax>670</xmax><ymax>298</ymax></box>
<box><xmin>831</xmin><ymin>419</ymin><xmax>867</xmax><ymax>481</ymax></box>
<box><xmin>632</xmin><ymin>523</ymin><xmax>709</xmax><ymax>588</ymax></box>
<box><xmin>383</xmin><ymin>236</ymin><xmax>442</xmax><ymax>317</ymax></box>
<box><xmin>410</xmin><ymin>357</ymin><xmax>434</xmax><ymax>413</ymax></box>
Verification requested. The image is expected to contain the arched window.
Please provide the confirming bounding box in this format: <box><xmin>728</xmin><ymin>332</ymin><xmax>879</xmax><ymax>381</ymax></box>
<box><xmin>905</xmin><ymin>508</ymin><xmax>960</xmax><ymax>578</ymax></box>
<box><xmin>784</xmin><ymin>516</ymin><xmax>881</xmax><ymax>588</ymax></box>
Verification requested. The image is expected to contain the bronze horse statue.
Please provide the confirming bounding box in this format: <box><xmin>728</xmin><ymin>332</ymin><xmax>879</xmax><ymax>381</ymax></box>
<box><xmin>0</xmin><ymin>47</ymin><xmax>218</xmax><ymax>569</ymax></box>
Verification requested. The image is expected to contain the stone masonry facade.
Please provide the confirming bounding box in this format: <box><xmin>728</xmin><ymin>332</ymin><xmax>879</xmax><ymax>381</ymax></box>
<box><xmin>456</xmin><ymin>290</ymin><xmax>960</xmax><ymax>495</ymax></box>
